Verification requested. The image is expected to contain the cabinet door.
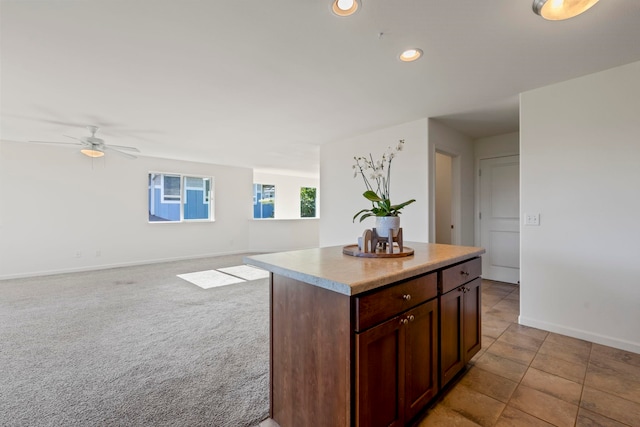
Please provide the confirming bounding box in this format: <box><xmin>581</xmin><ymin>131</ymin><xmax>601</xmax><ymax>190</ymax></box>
<box><xmin>439</xmin><ymin>287</ymin><xmax>464</xmax><ymax>388</ymax></box>
<box><xmin>463</xmin><ymin>278</ymin><xmax>482</xmax><ymax>363</ymax></box>
<box><xmin>404</xmin><ymin>300</ymin><xmax>439</xmax><ymax>421</ymax></box>
<box><xmin>356</xmin><ymin>315</ymin><xmax>405</xmax><ymax>427</ymax></box>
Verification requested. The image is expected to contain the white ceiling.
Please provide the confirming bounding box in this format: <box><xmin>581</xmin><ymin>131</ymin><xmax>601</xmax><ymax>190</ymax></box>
<box><xmin>2</xmin><ymin>0</ymin><xmax>640</xmax><ymax>176</ymax></box>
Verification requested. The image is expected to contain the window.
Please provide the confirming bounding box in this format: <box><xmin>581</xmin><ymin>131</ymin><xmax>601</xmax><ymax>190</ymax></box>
<box><xmin>149</xmin><ymin>173</ymin><xmax>214</xmax><ymax>222</ymax></box>
<box><xmin>253</xmin><ymin>184</ymin><xmax>275</xmax><ymax>219</ymax></box>
<box><xmin>300</xmin><ymin>187</ymin><xmax>317</xmax><ymax>218</ymax></box>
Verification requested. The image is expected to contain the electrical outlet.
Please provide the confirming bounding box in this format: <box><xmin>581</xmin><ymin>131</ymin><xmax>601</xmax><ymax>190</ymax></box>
<box><xmin>524</xmin><ymin>213</ymin><xmax>540</xmax><ymax>226</ymax></box>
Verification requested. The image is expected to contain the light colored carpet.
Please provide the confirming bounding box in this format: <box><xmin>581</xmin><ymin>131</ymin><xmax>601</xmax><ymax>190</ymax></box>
<box><xmin>177</xmin><ymin>269</ymin><xmax>246</xmax><ymax>289</ymax></box>
<box><xmin>217</xmin><ymin>265</ymin><xmax>269</xmax><ymax>281</ymax></box>
<box><xmin>0</xmin><ymin>254</ymin><xmax>269</xmax><ymax>427</ymax></box>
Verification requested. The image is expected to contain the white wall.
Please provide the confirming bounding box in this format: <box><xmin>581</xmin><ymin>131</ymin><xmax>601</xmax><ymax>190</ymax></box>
<box><xmin>474</xmin><ymin>132</ymin><xmax>519</xmax><ymax>159</ymax></box>
<box><xmin>428</xmin><ymin>119</ymin><xmax>475</xmax><ymax>246</ymax></box>
<box><xmin>320</xmin><ymin>119</ymin><xmax>429</xmax><ymax>247</ymax></box>
<box><xmin>253</xmin><ymin>171</ymin><xmax>319</xmax><ymax>219</ymax></box>
<box><xmin>0</xmin><ymin>142</ymin><xmax>319</xmax><ymax>279</ymax></box>
<box><xmin>249</xmin><ymin>219</ymin><xmax>319</xmax><ymax>253</ymax></box>
<box><xmin>520</xmin><ymin>60</ymin><xmax>640</xmax><ymax>353</ymax></box>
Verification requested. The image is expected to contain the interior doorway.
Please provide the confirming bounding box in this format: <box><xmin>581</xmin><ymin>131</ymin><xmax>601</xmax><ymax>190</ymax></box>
<box><xmin>478</xmin><ymin>155</ymin><xmax>520</xmax><ymax>284</ymax></box>
<box><xmin>435</xmin><ymin>152</ymin><xmax>453</xmax><ymax>244</ymax></box>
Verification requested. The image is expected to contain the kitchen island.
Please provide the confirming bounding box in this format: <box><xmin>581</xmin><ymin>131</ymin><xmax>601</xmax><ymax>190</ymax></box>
<box><xmin>245</xmin><ymin>242</ymin><xmax>485</xmax><ymax>427</ymax></box>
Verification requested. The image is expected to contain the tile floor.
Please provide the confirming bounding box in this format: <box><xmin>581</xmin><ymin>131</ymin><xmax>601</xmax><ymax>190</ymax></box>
<box><xmin>258</xmin><ymin>280</ymin><xmax>640</xmax><ymax>427</ymax></box>
<box><xmin>417</xmin><ymin>280</ymin><xmax>640</xmax><ymax>427</ymax></box>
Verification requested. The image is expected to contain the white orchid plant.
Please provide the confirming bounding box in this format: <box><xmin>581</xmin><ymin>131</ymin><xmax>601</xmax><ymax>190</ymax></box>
<box><xmin>352</xmin><ymin>139</ymin><xmax>416</xmax><ymax>223</ymax></box>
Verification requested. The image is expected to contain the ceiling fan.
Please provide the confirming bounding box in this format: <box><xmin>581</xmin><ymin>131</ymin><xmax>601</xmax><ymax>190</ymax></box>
<box><xmin>29</xmin><ymin>125</ymin><xmax>140</xmax><ymax>159</ymax></box>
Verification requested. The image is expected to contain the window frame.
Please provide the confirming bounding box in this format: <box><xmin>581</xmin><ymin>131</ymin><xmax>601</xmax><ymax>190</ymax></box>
<box><xmin>148</xmin><ymin>172</ymin><xmax>215</xmax><ymax>223</ymax></box>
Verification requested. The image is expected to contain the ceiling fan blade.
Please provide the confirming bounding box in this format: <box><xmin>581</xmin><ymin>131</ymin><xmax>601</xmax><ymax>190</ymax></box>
<box><xmin>63</xmin><ymin>135</ymin><xmax>89</xmax><ymax>145</ymax></box>
<box><xmin>28</xmin><ymin>140</ymin><xmax>81</xmax><ymax>146</ymax></box>
<box><xmin>107</xmin><ymin>144</ymin><xmax>140</xmax><ymax>152</ymax></box>
<box><xmin>104</xmin><ymin>146</ymin><xmax>137</xmax><ymax>159</ymax></box>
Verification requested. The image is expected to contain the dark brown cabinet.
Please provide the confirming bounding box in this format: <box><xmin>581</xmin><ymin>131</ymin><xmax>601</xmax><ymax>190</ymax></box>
<box><xmin>439</xmin><ymin>258</ymin><xmax>482</xmax><ymax>388</ymax></box>
<box><xmin>260</xmin><ymin>249</ymin><xmax>484</xmax><ymax>427</ymax></box>
<box><xmin>355</xmin><ymin>298</ymin><xmax>438</xmax><ymax>427</ymax></box>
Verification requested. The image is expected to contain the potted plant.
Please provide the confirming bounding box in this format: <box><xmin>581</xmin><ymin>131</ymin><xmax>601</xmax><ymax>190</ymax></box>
<box><xmin>352</xmin><ymin>139</ymin><xmax>416</xmax><ymax>237</ymax></box>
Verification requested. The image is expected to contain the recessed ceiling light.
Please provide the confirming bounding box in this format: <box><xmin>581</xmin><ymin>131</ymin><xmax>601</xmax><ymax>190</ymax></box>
<box><xmin>399</xmin><ymin>48</ymin><xmax>423</xmax><ymax>62</ymax></box>
<box><xmin>532</xmin><ymin>0</ymin><xmax>600</xmax><ymax>20</ymax></box>
<box><xmin>332</xmin><ymin>0</ymin><xmax>359</xmax><ymax>17</ymax></box>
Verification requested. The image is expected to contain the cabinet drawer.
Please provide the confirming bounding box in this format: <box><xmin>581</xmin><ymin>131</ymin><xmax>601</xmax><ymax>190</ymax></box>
<box><xmin>355</xmin><ymin>273</ymin><xmax>437</xmax><ymax>332</ymax></box>
<box><xmin>440</xmin><ymin>257</ymin><xmax>482</xmax><ymax>294</ymax></box>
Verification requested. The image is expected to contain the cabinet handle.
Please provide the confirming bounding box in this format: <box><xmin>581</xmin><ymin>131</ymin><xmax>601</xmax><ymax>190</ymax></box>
<box><xmin>460</xmin><ymin>270</ymin><xmax>469</xmax><ymax>277</ymax></box>
<box><xmin>408</xmin><ymin>315</ymin><xmax>415</xmax><ymax>322</ymax></box>
<box><xmin>402</xmin><ymin>294</ymin><xmax>412</xmax><ymax>301</ymax></box>
<box><xmin>400</xmin><ymin>318</ymin><xmax>408</xmax><ymax>325</ymax></box>
<box><xmin>458</xmin><ymin>287</ymin><xmax>464</xmax><ymax>292</ymax></box>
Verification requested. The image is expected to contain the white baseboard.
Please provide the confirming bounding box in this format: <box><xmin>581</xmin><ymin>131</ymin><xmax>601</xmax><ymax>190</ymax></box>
<box><xmin>519</xmin><ymin>315</ymin><xmax>640</xmax><ymax>354</ymax></box>
<box><xmin>0</xmin><ymin>250</ymin><xmax>250</xmax><ymax>281</ymax></box>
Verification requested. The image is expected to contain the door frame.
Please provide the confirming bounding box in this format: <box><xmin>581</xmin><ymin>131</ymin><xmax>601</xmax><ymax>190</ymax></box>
<box><xmin>429</xmin><ymin>146</ymin><xmax>461</xmax><ymax>245</ymax></box>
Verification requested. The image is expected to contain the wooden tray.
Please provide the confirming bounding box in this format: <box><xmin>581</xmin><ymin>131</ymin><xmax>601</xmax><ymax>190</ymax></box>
<box><xmin>343</xmin><ymin>245</ymin><xmax>414</xmax><ymax>258</ymax></box>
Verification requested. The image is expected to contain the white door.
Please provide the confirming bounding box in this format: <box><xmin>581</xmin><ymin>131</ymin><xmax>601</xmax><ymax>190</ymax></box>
<box><xmin>479</xmin><ymin>156</ymin><xmax>520</xmax><ymax>284</ymax></box>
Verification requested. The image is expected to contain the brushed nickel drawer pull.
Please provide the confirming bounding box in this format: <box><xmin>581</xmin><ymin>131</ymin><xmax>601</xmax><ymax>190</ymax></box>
<box><xmin>402</xmin><ymin>294</ymin><xmax>412</xmax><ymax>301</ymax></box>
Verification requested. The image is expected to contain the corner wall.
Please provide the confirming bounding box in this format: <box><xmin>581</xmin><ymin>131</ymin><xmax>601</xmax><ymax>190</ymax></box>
<box><xmin>319</xmin><ymin>119</ymin><xmax>430</xmax><ymax>247</ymax></box>
<box><xmin>520</xmin><ymin>61</ymin><xmax>640</xmax><ymax>353</ymax></box>
<box><xmin>428</xmin><ymin>119</ymin><xmax>476</xmax><ymax>246</ymax></box>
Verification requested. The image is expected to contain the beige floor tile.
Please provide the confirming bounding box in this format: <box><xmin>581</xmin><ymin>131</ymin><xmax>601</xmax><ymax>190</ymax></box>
<box><xmin>576</xmin><ymin>408</ymin><xmax>629</xmax><ymax>427</ymax></box>
<box><xmin>417</xmin><ymin>405</ymin><xmax>483</xmax><ymax>427</ymax></box>
<box><xmin>457</xmin><ymin>366</ymin><xmax>518</xmax><ymax>403</ymax></box>
<box><xmin>487</xmin><ymin>340</ymin><xmax>537</xmax><ymax>365</ymax></box>
<box><xmin>545</xmin><ymin>332</ymin><xmax>592</xmax><ymax>352</ymax></box>
<box><xmin>484</xmin><ymin>307</ymin><xmax>518</xmax><ymax>323</ymax></box>
<box><xmin>482</xmin><ymin>288</ymin><xmax>513</xmax><ymax>299</ymax></box>
<box><xmin>580</xmin><ymin>386</ymin><xmax>640</xmax><ymax>426</ymax></box>
<box><xmin>492</xmin><ymin>299</ymin><xmax>520</xmax><ymax>314</ymax></box>
<box><xmin>591</xmin><ymin>343</ymin><xmax>640</xmax><ymax>368</ymax></box>
<box><xmin>482</xmin><ymin>316</ymin><xmax>512</xmax><ymax>339</ymax></box>
<box><xmin>506</xmin><ymin>323</ymin><xmax>549</xmax><ymax>341</ymax></box>
<box><xmin>589</xmin><ymin>351</ymin><xmax>640</xmax><ymax>383</ymax></box>
<box><xmin>482</xmin><ymin>335</ymin><xmax>496</xmax><ymax>348</ymax></box>
<box><xmin>473</xmin><ymin>352</ymin><xmax>528</xmax><ymax>382</ymax></box>
<box><xmin>494</xmin><ymin>406</ymin><xmax>555</xmax><ymax>427</ymax></box>
<box><xmin>497</xmin><ymin>330</ymin><xmax>544</xmax><ymax>352</ymax></box>
<box><xmin>538</xmin><ymin>339</ymin><xmax>591</xmax><ymax>365</ymax></box>
<box><xmin>441</xmin><ymin>383</ymin><xmax>505</xmax><ymax>427</ymax></box>
<box><xmin>585</xmin><ymin>362</ymin><xmax>640</xmax><ymax>404</ymax></box>
<box><xmin>530</xmin><ymin>352</ymin><xmax>588</xmax><ymax>384</ymax></box>
<box><xmin>504</xmin><ymin>292</ymin><xmax>520</xmax><ymax>301</ymax></box>
<box><xmin>509</xmin><ymin>385</ymin><xmax>579</xmax><ymax>427</ymax></box>
<box><xmin>521</xmin><ymin>367</ymin><xmax>583</xmax><ymax>405</ymax></box>
<box><xmin>486</xmin><ymin>282</ymin><xmax>518</xmax><ymax>293</ymax></box>
<box><xmin>482</xmin><ymin>294</ymin><xmax>506</xmax><ymax>308</ymax></box>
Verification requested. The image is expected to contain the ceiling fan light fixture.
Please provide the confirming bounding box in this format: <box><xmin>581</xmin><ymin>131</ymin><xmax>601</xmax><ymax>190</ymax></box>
<box><xmin>532</xmin><ymin>0</ymin><xmax>600</xmax><ymax>20</ymax></box>
<box><xmin>81</xmin><ymin>148</ymin><xmax>105</xmax><ymax>158</ymax></box>
<box><xmin>399</xmin><ymin>48</ymin><xmax>423</xmax><ymax>62</ymax></box>
<box><xmin>332</xmin><ymin>0</ymin><xmax>359</xmax><ymax>17</ymax></box>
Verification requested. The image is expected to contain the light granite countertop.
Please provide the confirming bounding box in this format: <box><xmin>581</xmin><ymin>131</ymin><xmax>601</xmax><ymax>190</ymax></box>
<box><xmin>244</xmin><ymin>242</ymin><xmax>485</xmax><ymax>296</ymax></box>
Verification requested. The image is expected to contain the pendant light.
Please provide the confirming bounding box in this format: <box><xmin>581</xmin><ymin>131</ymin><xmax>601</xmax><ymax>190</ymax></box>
<box><xmin>532</xmin><ymin>0</ymin><xmax>600</xmax><ymax>20</ymax></box>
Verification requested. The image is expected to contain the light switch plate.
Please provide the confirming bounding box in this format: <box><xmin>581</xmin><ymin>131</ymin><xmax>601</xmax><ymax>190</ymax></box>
<box><xmin>524</xmin><ymin>213</ymin><xmax>540</xmax><ymax>226</ymax></box>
